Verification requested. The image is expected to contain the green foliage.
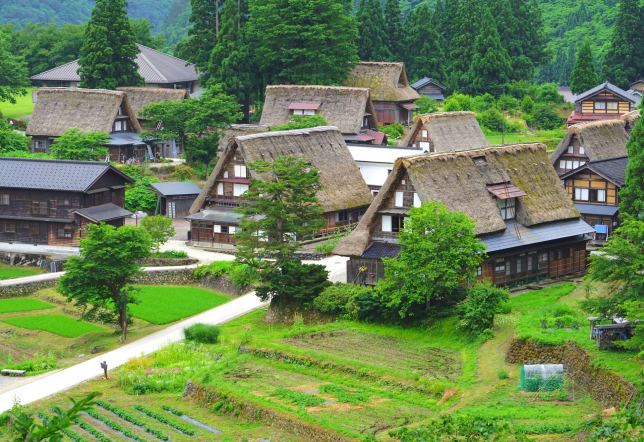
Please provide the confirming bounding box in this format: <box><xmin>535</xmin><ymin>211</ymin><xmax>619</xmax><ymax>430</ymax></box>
<box><xmin>377</xmin><ymin>202</ymin><xmax>486</xmax><ymax>319</ymax></box>
<box><xmin>313</xmin><ymin>282</ymin><xmax>370</xmax><ymax>316</ymax></box>
<box><xmin>379</xmin><ymin>122</ymin><xmax>405</xmax><ymax>140</ymax></box>
<box><xmin>619</xmin><ymin>117</ymin><xmax>644</xmax><ymax>219</ymax></box>
<box><xmin>414</xmin><ymin>96</ymin><xmax>439</xmax><ymax>115</ymax></box>
<box><xmin>345</xmin><ymin>287</ymin><xmax>388</xmax><ymax>322</ymax></box>
<box><xmin>228</xmin><ymin>262</ymin><xmax>259</xmax><ymax>289</ymax></box>
<box><xmin>86</xmin><ymin>409</ymin><xmax>146</xmax><ymax>442</ymax></box>
<box><xmin>125</xmin><ymin>176</ymin><xmax>159</xmax><ymax>213</ymax></box>
<box><xmin>0</xmin><ymin>119</ymin><xmax>30</xmax><ymax>154</ymax></box>
<box><xmin>520</xmin><ymin>95</ymin><xmax>535</xmax><ymax>114</ymax></box>
<box><xmin>459</xmin><ymin>282</ymin><xmax>510</xmax><ymax>335</ymax></box>
<box><xmin>356</xmin><ymin>0</ymin><xmax>392</xmax><ymax>62</ymax></box>
<box><xmin>390</xmin><ymin>414</ymin><xmax>528</xmax><ymax>441</ymax></box>
<box><xmin>529</xmin><ymin>104</ymin><xmax>563</xmax><ymax>130</ymax></box>
<box><xmin>271</xmin><ymin>115</ymin><xmax>328</xmax><ymax>132</ymax></box>
<box><xmin>272</xmin><ymin>387</ymin><xmax>326</xmax><ymax>407</ymax></box>
<box><xmin>2</xmin><ymin>314</ymin><xmax>104</xmax><ymax>338</ymax></box>
<box><xmin>161</xmin><ymin>405</ymin><xmax>184</xmax><ymax>416</ymax></box>
<box><xmin>78</xmin><ymin>0</ymin><xmax>143</xmax><ymax>89</ymax></box>
<box><xmin>478</xmin><ymin>108</ymin><xmax>507</xmax><ymax>132</ymax></box>
<box><xmin>256</xmin><ymin>260</ymin><xmax>330</xmax><ymax>307</ymax></box>
<box><xmin>59</xmin><ymin>224</ymin><xmax>152</xmax><ymax>339</ymax></box>
<box><xmin>383</xmin><ymin>0</ymin><xmax>404</xmax><ymax>60</ymax></box>
<box><xmin>582</xmin><ymin>408</ymin><xmax>644</xmax><ymax>441</ymax></box>
<box><xmin>4</xmin><ymin>352</ymin><xmax>57</xmax><ymax>374</ymax></box>
<box><xmin>497</xmin><ymin>369</ymin><xmax>508</xmax><ymax>380</ymax></box>
<box><xmin>403</xmin><ymin>3</ymin><xmax>445</xmax><ymax>84</ymax></box>
<box><xmin>443</xmin><ymin>93</ymin><xmax>474</xmax><ymax>112</ymax></box>
<box><xmin>315</xmin><ymin>227</ymin><xmax>351</xmax><ymax>254</ymax></box>
<box><xmin>318</xmin><ymin>384</ymin><xmax>370</xmax><ymax>404</ymax></box>
<box><xmin>151</xmin><ymin>250</ymin><xmax>188</xmax><ymax>258</ymax></box>
<box><xmin>140</xmin><ymin>215</ymin><xmax>175</xmax><ymax>252</ymax></box>
<box><xmin>184</xmin><ymin>323</ymin><xmax>221</xmax><ymax>344</ymax></box>
<box><xmin>0</xmin><ymin>28</ymin><xmax>29</xmax><ymax>104</ymax></box>
<box><xmin>570</xmin><ymin>40</ymin><xmax>598</xmax><ymax>95</ymax></box>
<box><xmin>170</xmin><ymin>164</ymin><xmax>194</xmax><ymax>181</ymax></box>
<box><xmin>75</xmin><ymin>419</ymin><xmax>110</xmax><ymax>442</ymax></box>
<box><xmin>128</xmin><ymin>17</ymin><xmax>166</xmax><ymax>50</ymax></box>
<box><xmin>193</xmin><ymin>260</ymin><xmax>234</xmax><ymax>279</ymax></box>
<box><xmin>133</xmin><ymin>405</ymin><xmax>196</xmax><ymax>435</ymax></box>
<box><xmin>535</xmin><ymin>83</ymin><xmax>564</xmax><ymax>104</ymax></box>
<box><xmin>95</xmin><ymin>399</ymin><xmax>169</xmax><ymax>441</ymax></box>
<box><xmin>49</xmin><ymin>129</ymin><xmax>109</xmax><ymax>161</ymax></box>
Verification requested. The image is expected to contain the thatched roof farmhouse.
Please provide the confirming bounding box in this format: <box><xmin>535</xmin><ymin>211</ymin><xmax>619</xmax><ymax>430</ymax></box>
<box><xmin>399</xmin><ymin>112</ymin><xmax>489</xmax><ymax>152</ymax></box>
<box><xmin>334</xmin><ymin>143</ymin><xmax>592</xmax><ymax>287</ymax></box>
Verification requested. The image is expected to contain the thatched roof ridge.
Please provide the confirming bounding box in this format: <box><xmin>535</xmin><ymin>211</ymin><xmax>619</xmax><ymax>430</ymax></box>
<box><xmin>343</xmin><ymin>62</ymin><xmax>420</xmax><ymax>102</ymax></box>
<box><xmin>190</xmin><ymin>126</ymin><xmax>373</xmax><ymax>214</ymax></box>
<box><xmin>621</xmin><ymin>109</ymin><xmax>641</xmax><ymax>125</ymax></box>
<box><xmin>26</xmin><ymin>88</ymin><xmax>141</xmax><ymax>137</ymax></box>
<box><xmin>550</xmin><ymin>119</ymin><xmax>630</xmax><ymax>165</ymax></box>
<box><xmin>399</xmin><ymin>111</ymin><xmax>488</xmax><ymax>151</ymax></box>
<box><xmin>117</xmin><ymin>87</ymin><xmax>189</xmax><ymax>116</ymax></box>
<box><xmin>218</xmin><ymin>124</ymin><xmax>270</xmax><ymax>152</ymax></box>
<box><xmin>334</xmin><ymin>143</ymin><xmax>579</xmax><ymax>257</ymax></box>
<box><xmin>259</xmin><ymin>85</ymin><xmax>377</xmax><ymax>134</ymax></box>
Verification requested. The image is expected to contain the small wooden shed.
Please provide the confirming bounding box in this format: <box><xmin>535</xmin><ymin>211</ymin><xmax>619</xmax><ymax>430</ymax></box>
<box><xmin>150</xmin><ymin>182</ymin><xmax>201</xmax><ymax>218</ymax></box>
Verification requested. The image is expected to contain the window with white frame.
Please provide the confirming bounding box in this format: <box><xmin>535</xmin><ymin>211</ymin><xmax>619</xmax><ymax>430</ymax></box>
<box><xmin>559</xmin><ymin>160</ymin><xmax>566</xmax><ymax>169</ymax></box>
<box><xmin>214</xmin><ymin>225</ymin><xmax>222</xmax><ymax>233</ymax></box>
<box><xmin>394</xmin><ymin>191</ymin><xmax>404</xmax><ymax>207</ymax></box>
<box><xmin>607</xmin><ymin>101</ymin><xmax>618</xmax><ymax>110</ymax></box>
<box><xmin>233</xmin><ymin>183</ymin><xmax>249</xmax><ymax>196</ymax></box>
<box><xmin>292</xmin><ymin>109</ymin><xmax>316</xmax><ymax>116</ymax></box>
<box><xmin>574</xmin><ymin>187</ymin><xmax>589</xmax><ymax>201</ymax></box>
<box><xmin>233</xmin><ymin>164</ymin><xmax>247</xmax><ymax>177</ymax></box>
<box><xmin>381</xmin><ymin>215</ymin><xmax>392</xmax><ymax>232</ymax></box>
<box><xmin>217</xmin><ymin>182</ymin><xmax>224</xmax><ymax>195</ymax></box>
<box><xmin>590</xmin><ymin>189</ymin><xmax>606</xmax><ymax>202</ymax></box>
<box><xmin>566</xmin><ymin>160</ymin><xmax>573</xmax><ymax>169</ymax></box>
<box><xmin>497</xmin><ymin>198</ymin><xmax>516</xmax><ymax>220</ymax></box>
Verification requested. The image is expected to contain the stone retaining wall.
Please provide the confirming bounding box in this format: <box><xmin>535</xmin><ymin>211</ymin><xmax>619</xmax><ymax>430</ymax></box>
<box><xmin>506</xmin><ymin>338</ymin><xmax>635</xmax><ymax>407</ymax></box>
<box><xmin>139</xmin><ymin>258</ymin><xmax>199</xmax><ymax>267</ymax></box>
<box><xmin>183</xmin><ymin>381</ymin><xmax>351</xmax><ymax>442</ymax></box>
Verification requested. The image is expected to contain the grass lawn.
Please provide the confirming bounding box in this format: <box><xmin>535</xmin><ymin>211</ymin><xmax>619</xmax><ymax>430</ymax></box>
<box><xmin>0</xmin><ymin>298</ymin><xmax>54</xmax><ymax>313</ymax></box>
<box><xmin>0</xmin><ymin>262</ymin><xmax>45</xmax><ymax>280</ymax></box>
<box><xmin>0</xmin><ymin>88</ymin><xmax>36</xmax><ymax>119</ymax></box>
<box><xmin>2</xmin><ymin>314</ymin><xmax>105</xmax><ymax>338</ymax></box>
<box><xmin>485</xmin><ymin>127</ymin><xmax>567</xmax><ymax>151</ymax></box>
<box><xmin>128</xmin><ymin>285</ymin><xmax>229</xmax><ymax>324</ymax></box>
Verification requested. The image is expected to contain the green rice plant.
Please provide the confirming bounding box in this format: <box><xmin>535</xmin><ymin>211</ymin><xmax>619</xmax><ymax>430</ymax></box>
<box><xmin>150</xmin><ymin>250</ymin><xmax>188</xmax><ymax>258</ymax></box>
<box><xmin>134</xmin><ymin>405</ymin><xmax>196</xmax><ymax>436</ymax></box>
<box><xmin>161</xmin><ymin>405</ymin><xmax>184</xmax><ymax>416</ymax></box>
<box><xmin>318</xmin><ymin>384</ymin><xmax>370</xmax><ymax>404</ymax></box>
<box><xmin>96</xmin><ymin>400</ymin><xmax>169</xmax><ymax>441</ymax></box>
<box><xmin>271</xmin><ymin>387</ymin><xmax>326</xmax><ymax>407</ymax></box>
<box><xmin>2</xmin><ymin>314</ymin><xmax>104</xmax><ymax>337</ymax></box>
<box><xmin>184</xmin><ymin>323</ymin><xmax>220</xmax><ymax>344</ymax></box>
<box><xmin>75</xmin><ymin>419</ymin><xmax>113</xmax><ymax>442</ymax></box>
<box><xmin>86</xmin><ymin>409</ymin><xmax>146</xmax><ymax>442</ymax></box>
<box><xmin>0</xmin><ymin>298</ymin><xmax>55</xmax><ymax>313</ymax></box>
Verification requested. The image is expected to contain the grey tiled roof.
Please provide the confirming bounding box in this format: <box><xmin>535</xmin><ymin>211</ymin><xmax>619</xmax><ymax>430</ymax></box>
<box><xmin>574</xmin><ymin>203</ymin><xmax>619</xmax><ymax>217</ymax></box>
<box><xmin>74</xmin><ymin>203</ymin><xmax>132</xmax><ymax>222</ymax></box>
<box><xmin>151</xmin><ymin>182</ymin><xmax>201</xmax><ymax>196</ymax></box>
<box><xmin>575</xmin><ymin>82</ymin><xmax>639</xmax><ymax>104</ymax></box>
<box><xmin>362</xmin><ymin>241</ymin><xmax>401</xmax><ymax>258</ymax></box>
<box><xmin>0</xmin><ymin>158</ymin><xmax>132</xmax><ymax>192</ymax></box>
<box><xmin>185</xmin><ymin>209</ymin><xmax>243</xmax><ymax>224</ymax></box>
<box><xmin>410</xmin><ymin>77</ymin><xmax>446</xmax><ymax>91</ymax></box>
<box><xmin>31</xmin><ymin>44</ymin><xmax>198</xmax><ymax>84</ymax></box>
<box><xmin>560</xmin><ymin>156</ymin><xmax>628</xmax><ymax>186</ymax></box>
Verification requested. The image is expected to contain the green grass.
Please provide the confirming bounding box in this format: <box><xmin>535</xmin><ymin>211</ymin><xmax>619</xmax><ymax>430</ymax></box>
<box><xmin>508</xmin><ymin>283</ymin><xmax>576</xmax><ymax>312</ymax></box>
<box><xmin>0</xmin><ymin>262</ymin><xmax>44</xmax><ymax>280</ymax></box>
<box><xmin>0</xmin><ymin>298</ymin><xmax>55</xmax><ymax>313</ymax></box>
<box><xmin>2</xmin><ymin>314</ymin><xmax>104</xmax><ymax>338</ymax></box>
<box><xmin>485</xmin><ymin>128</ymin><xmax>567</xmax><ymax>151</ymax></box>
<box><xmin>0</xmin><ymin>88</ymin><xmax>36</xmax><ymax>119</ymax></box>
<box><xmin>128</xmin><ymin>285</ymin><xmax>229</xmax><ymax>324</ymax></box>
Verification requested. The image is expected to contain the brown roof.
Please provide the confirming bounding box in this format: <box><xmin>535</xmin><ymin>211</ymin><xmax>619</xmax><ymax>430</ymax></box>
<box><xmin>259</xmin><ymin>85</ymin><xmax>378</xmax><ymax>134</ymax></box>
<box><xmin>399</xmin><ymin>112</ymin><xmax>489</xmax><ymax>151</ymax></box>
<box><xmin>550</xmin><ymin>119</ymin><xmax>630</xmax><ymax>167</ymax></box>
<box><xmin>342</xmin><ymin>62</ymin><xmax>420</xmax><ymax>102</ymax></box>
<box><xmin>334</xmin><ymin>143</ymin><xmax>579</xmax><ymax>257</ymax></box>
<box><xmin>116</xmin><ymin>87</ymin><xmax>189</xmax><ymax>116</ymax></box>
<box><xmin>190</xmin><ymin>126</ymin><xmax>373</xmax><ymax>214</ymax></box>
<box><xmin>26</xmin><ymin>88</ymin><xmax>141</xmax><ymax>137</ymax></box>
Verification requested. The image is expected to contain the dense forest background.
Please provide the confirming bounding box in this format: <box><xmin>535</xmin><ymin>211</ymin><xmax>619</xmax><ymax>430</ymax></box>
<box><xmin>0</xmin><ymin>0</ymin><xmax>626</xmax><ymax>85</ymax></box>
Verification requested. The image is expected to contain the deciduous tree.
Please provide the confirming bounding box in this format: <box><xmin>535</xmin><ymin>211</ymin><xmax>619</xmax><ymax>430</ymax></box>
<box><xmin>140</xmin><ymin>215</ymin><xmax>175</xmax><ymax>252</ymax></box>
<box><xmin>49</xmin><ymin>129</ymin><xmax>109</xmax><ymax>161</ymax></box>
<box><xmin>0</xmin><ymin>120</ymin><xmax>30</xmax><ymax>154</ymax></box>
<box><xmin>570</xmin><ymin>41</ymin><xmax>598</xmax><ymax>95</ymax></box>
<box><xmin>0</xmin><ymin>28</ymin><xmax>29</xmax><ymax>104</ymax></box>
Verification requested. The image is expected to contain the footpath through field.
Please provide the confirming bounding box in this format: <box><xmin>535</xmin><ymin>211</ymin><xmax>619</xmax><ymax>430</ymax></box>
<box><xmin>0</xmin><ymin>292</ymin><xmax>267</xmax><ymax>412</ymax></box>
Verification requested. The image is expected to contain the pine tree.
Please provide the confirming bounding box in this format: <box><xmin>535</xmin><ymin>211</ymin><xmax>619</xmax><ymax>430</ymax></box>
<box><xmin>570</xmin><ymin>41</ymin><xmax>598</xmax><ymax>94</ymax></box>
<box><xmin>619</xmin><ymin>117</ymin><xmax>644</xmax><ymax>219</ymax></box>
<box><xmin>469</xmin><ymin>5</ymin><xmax>511</xmax><ymax>96</ymax></box>
<box><xmin>448</xmin><ymin>0</ymin><xmax>482</xmax><ymax>90</ymax></box>
<box><xmin>181</xmin><ymin>0</ymin><xmax>221</xmax><ymax>76</ymax></box>
<box><xmin>602</xmin><ymin>0</ymin><xmax>644</xmax><ymax>89</ymax></box>
<box><xmin>383</xmin><ymin>0</ymin><xmax>404</xmax><ymax>61</ymax></box>
<box><xmin>78</xmin><ymin>0</ymin><xmax>143</xmax><ymax>89</ymax></box>
<box><xmin>356</xmin><ymin>0</ymin><xmax>392</xmax><ymax>61</ymax></box>
<box><xmin>403</xmin><ymin>4</ymin><xmax>444</xmax><ymax>84</ymax></box>
<box><xmin>507</xmin><ymin>0</ymin><xmax>548</xmax><ymax>81</ymax></box>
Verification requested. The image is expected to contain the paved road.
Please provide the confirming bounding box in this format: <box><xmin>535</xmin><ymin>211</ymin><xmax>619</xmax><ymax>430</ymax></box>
<box><xmin>0</xmin><ymin>242</ymin><xmax>79</xmax><ymax>257</ymax></box>
<box><xmin>0</xmin><ymin>292</ymin><xmax>266</xmax><ymax>413</ymax></box>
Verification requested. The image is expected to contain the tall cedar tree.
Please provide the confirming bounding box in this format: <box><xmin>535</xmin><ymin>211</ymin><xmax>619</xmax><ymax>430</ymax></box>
<box><xmin>78</xmin><ymin>0</ymin><xmax>143</xmax><ymax>89</ymax></box>
<box><xmin>0</xmin><ymin>29</ymin><xmax>30</xmax><ymax>103</ymax></box>
<box><xmin>59</xmin><ymin>224</ymin><xmax>152</xmax><ymax>341</ymax></box>
<box><xmin>181</xmin><ymin>0</ymin><xmax>221</xmax><ymax>78</ymax></box>
<box><xmin>619</xmin><ymin>116</ymin><xmax>644</xmax><ymax>219</ymax></box>
<box><xmin>602</xmin><ymin>0</ymin><xmax>644</xmax><ymax>89</ymax></box>
<box><xmin>469</xmin><ymin>5</ymin><xmax>511</xmax><ymax>96</ymax></box>
<box><xmin>249</xmin><ymin>0</ymin><xmax>358</xmax><ymax>85</ymax></box>
<box><xmin>207</xmin><ymin>0</ymin><xmax>254</xmax><ymax>121</ymax></box>
<box><xmin>403</xmin><ymin>4</ymin><xmax>445</xmax><ymax>83</ymax></box>
<box><xmin>356</xmin><ymin>0</ymin><xmax>392</xmax><ymax>62</ymax></box>
<box><xmin>448</xmin><ymin>0</ymin><xmax>482</xmax><ymax>90</ymax></box>
<box><xmin>383</xmin><ymin>0</ymin><xmax>404</xmax><ymax>61</ymax></box>
<box><xmin>570</xmin><ymin>41</ymin><xmax>598</xmax><ymax>95</ymax></box>
<box><xmin>507</xmin><ymin>0</ymin><xmax>548</xmax><ymax>81</ymax></box>
<box><xmin>487</xmin><ymin>0</ymin><xmax>519</xmax><ymax>78</ymax></box>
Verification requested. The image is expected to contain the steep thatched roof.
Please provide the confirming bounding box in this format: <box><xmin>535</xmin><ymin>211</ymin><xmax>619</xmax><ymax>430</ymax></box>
<box><xmin>621</xmin><ymin>109</ymin><xmax>641</xmax><ymax>135</ymax></box>
<box><xmin>218</xmin><ymin>124</ymin><xmax>270</xmax><ymax>151</ymax></box>
<box><xmin>116</xmin><ymin>87</ymin><xmax>189</xmax><ymax>116</ymax></box>
<box><xmin>190</xmin><ymin>126</ymin><xmax>373</xmax><ymax>214</ymax></box>
<box><xmin>343</xmin><ymin>62</ymin><xmax>420</xmax><ymax>102</ymax></box>
<box><xmin>259</xmin><ymin>85</ymin><xmax>377</xmax><ymax>134</ymax></box>
<box><xmin>334</xmin><ymin>143</ymin><xmax>579</xmax><ymax>257</ymax></box>
<box><xmin>26</xmin><ymin>88</ymin><xmax>141</xmax><ymax>137</ymax></box>
<box><xmin>550</xmin><ymin>119</ymin><xmax>630</xmax><ymax>166</ymax></box>
<box><xmin>399</xmin><ymin>112</ymin><xmax>489</xmax><ymax>151</ymax></box>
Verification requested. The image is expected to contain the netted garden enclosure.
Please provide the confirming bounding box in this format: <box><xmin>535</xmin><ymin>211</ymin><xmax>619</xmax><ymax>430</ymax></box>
<box><xmin>520</xmin><ymin>364</ymin><xmax>564</xmax><ymax>392</ymax></box>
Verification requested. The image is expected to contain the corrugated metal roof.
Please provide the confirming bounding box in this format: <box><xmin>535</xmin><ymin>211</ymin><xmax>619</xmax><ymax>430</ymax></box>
<box><xmin>31</xmin><ymin>44</ymin><xmax>198</xmax><ymax>84</ymax></box>
<box><xmin>150</xmin><ymin>181</ymin><xmax>201</xmax><ymax>196</ymax></box>
<box><xmin>74</xmin><ymin>203</ymin><xmax>132</xmax><ymax>222</ymax></box>
<box><xmin>479</xmin><ymin>219</ymin><xmax>593</xmax><ymax>253</ymax></box>
<box><xmin>574</xmin><ymin>203</ymin><xmax>619</xmax><ymax>216</ymax></box>
<box><xmin>0</xmin><ymin>158</ymin><xmax>130</xmax><ymax>192</ymax></box>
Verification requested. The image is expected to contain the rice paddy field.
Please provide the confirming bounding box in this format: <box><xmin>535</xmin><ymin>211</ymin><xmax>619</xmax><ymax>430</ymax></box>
<box><xmin>0</xmin><ymin>88</ymin><xmax>35</xmax><ymax>119</ymax></box>
<box><xmin>2</xmin><ymin>314</ymin><xmax>105</xmax><ymax>338</ymax></box>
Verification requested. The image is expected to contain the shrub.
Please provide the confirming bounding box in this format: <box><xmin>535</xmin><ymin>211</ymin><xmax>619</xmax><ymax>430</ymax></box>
<box><xmin>256</xmin><ymin>260</ymin><xmax>330</xmax><ymax>307</ymax></box>
<box><xmin>530</xmin><ymin>104</ymin><xmax>563</xmax><ymax>130</ymax></box>
<box><xmin>314</xmin><ymin>227</ymin><xmax>351</xmax><ymax>254</ymax></box>
<box><xmin>459</xmin><ymin>282</ymin><xmax>510</xmax><ymax>335</ymax></box>
<box><xmin>414</xmin><ymin>96</ymin><xmax>438</xmax><ymax>114</ymax></box>
<box><xmin>478</xmin><ymin>108</ymin><xmax>505</xmax><ymax>132</ymax></box>
<box><xmin>443</xmin><ymin>93</ymin><xmax>474</xmax><ymax>111</ymax></box>
<box><xmin>521</xmin><ymin>95</ymin><xmax>535</xmax><ymax>114</ymax></box>
<box><xmin>171</xmin><ymin>165</ymin><xmax>194</xmax><ymax>181</ymax></box>
<box><xmin>472</xmin><ymin>93</ymin><xmax>496</xmax><ymax>113</ymax></box>
<box><xmin>125</xmin><ymin>177</ymin><xmax>159</xmax><ymax>213</ymax></box>
<box><xmin>184</xmin><ymin>323</ymin><xmax>221</xmax><ymax>344</ymax></box>
<box><xmin>536</xmin><ymin>83</ymin><xmax>564</xmax><ymax>104</ymax></box>
<box><xmin>152</xmin><ymin>250</ymin><xmax>188</xmax><ymax>258</ymax></box>
<box><xmin>497</xmin><ymin>94</ymin><xmax>519</xmax><ymax>114</ymax></box>
<box><xmin>228</xmin><ymin>262</ymin><xmax>259</xmax><ymax>289</ymax></box>
<box><xmin>313</xmin><ymin>282</ymin><xmax>370</xmax><ymax>315</ymax></box>
<box><xmin>346</xmin><ymin>287</ymin><xmax>388</xmax><ymax>322</ymax></box>
<box><xmin>379</xmin><ymin>122</ymin><xmax>405</xmax><ymax>139</ymax></box>
<box><xmin>498</xmin><ymin>370</ymin><xmax>509</xmax><ymax>380</ymax></box>
<box><xmin>193</xmin><ymin>261</ymin><xmax>234</xmax><ymax>279</ymax></box>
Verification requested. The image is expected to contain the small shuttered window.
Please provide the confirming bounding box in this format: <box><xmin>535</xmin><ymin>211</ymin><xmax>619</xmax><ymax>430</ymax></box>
<box><xmin>394</xmin><ymin>191</ymin><xmax>404</xmax><ymax>207</ymax></box>
<box><xmin>381</xmin><ymin>215</ymin><xmax>392</xmax><ymax>232</ymax></box>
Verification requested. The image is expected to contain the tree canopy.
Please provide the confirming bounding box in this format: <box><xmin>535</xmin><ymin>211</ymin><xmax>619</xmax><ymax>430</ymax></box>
<box><xmin>619</xmin><ymin>116</ymin><xmax>644</xmax><ymax>219</ymax></box>
<box><xmin>0</xmin><ymin>120</ymin><xmax>30</xmax><ymax>154</ymax></box>
<box><xmin>402</xmin><ymin>3</ymin><xmax>444</xmax><ymax>83</ymax></box>
<box><xmin>570</xmin><ymin>40</ymin><xmax>598</xmax><ymax>95</ymax></box>
<box><xmin>49</xmin><ymin>129</ymin><xmax>109</xmax><ymax>161</ymax></box>
<box><xmin>0</xmin><ymin>29</ymin><xmax>29</xmax><ymax>104</ymax></box>
<box><xmin>602</xmin><ymin>0</ymin><xmax>644</xmax><ymax>89</ymax></box>
<box><xmin>356</xmin><ymin>0</ymin><xmax>392</xmax><ymax>62</ymax></box>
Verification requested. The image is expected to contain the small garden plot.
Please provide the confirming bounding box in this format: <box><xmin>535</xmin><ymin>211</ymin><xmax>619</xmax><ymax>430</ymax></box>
<box><xmin>0</xmin><ymin>263</ymin><xmax>44</xmax><ymax>280</ymax></box>
<box><xmin>283</xmin><ymin>329</ymin><xmax>462</xmax><ymax>379</ymax></box>
<box><xmin>0</xmin><ymin>298</ymin><xmax>55</xmax><ymax>313</ymax></box>
<box><xmin>2</xmin><ymin>314</ymin><xmax>104</xmax><ymax>337</ymax></box>
<box><xmin>128</xmin><ymin>286</ymin><xmax>229</xmax><ymax>324</ymax></box>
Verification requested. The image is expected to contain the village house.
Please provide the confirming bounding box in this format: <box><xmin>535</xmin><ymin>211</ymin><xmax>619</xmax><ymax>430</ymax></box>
<box><xmin>343</xmin><ymin>62</ymin><xmax>420</xmax><ymax>125</ymax></box>
<box><xmin>560</xmin><ymin>156</ymin><xmax>627</xmax><ymax>240</ymax></box>
<box><xmin>31</xmin><ymin>44</ymin><xmax>200</xmax><ymax>94</ymax></box>
<box><xmin>566</xmin><ymin>82</ymin><xmax>640</xmax><ymax>126</ymax></box>
<box><xmin>0</xmin><ymin>158</ymin><xmax>132</xmax><ymax>246</ymax></box>
<box><xmin>631</xmin><ymin>79</ymin><xmax>644</xmax><ymax>93</ymax></box>
<box><xmin>398</xmin><ymin>112</ymin><xmax>489</xmax><ymax>151</ymax></box>
<box><xmin>150</xmin><ymin>182</ymin><xmax>201</xmax><ymax>219</ymax></box>
<box><xmin>334</xmin><ymin>144</ymin><xmax>593</xmax><ymax>288</ymax></box>
<box><xmin>259</xmin><ymin>85</ymin><xmax>385</xmax><ymax>145</ymax></box>
<box><xmin>550</xmin><ymin>118</ymin><xmax>632</xmax><ymax>176</ymax></box>
<box><xmin>187</xmin><ymin>126</ymin><xmax>373</xmax><ymax>247</ymax></box>
<box><xmin>410</xmin><ymin>77</ymin><xmax>447</xmax><ymax>102</ymax></box>
<box><xmin>26</xmin><ymin>88</ymin><xmax>150</xmax><ymax>162</ymax></box>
